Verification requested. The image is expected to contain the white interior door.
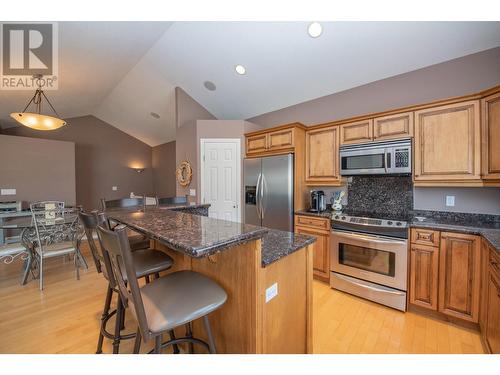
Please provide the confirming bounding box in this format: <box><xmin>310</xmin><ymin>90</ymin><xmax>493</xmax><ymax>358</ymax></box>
<box><xmin>201</xmin><ymin>139</ymin><xmax>241</xmax><ymax>222</ymax></box>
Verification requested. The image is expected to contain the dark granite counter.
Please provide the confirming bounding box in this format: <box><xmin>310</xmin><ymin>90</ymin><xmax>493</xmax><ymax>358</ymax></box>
<box><xmin>157</xmin><ymin>202</ymin><xmax>210</xmax><ymax>211</ymax></box>
<box><xmin>108</xmin><ymin>207</ymin><xmax>315</xmax><ymax>266</ymax></box>
<box><xmin>261</xmin><ymin>229</ymin><xmax>316</xmax><ymax>267</ymax></box>
<box><xmin>295</xmin><ymin>208</ymin><xmax>334</xmax><ymax>219</ymax></box>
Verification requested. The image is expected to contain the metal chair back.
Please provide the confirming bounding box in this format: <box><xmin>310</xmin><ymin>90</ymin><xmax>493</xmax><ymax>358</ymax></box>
<box><xmin>100</xmin><ymin>197</ymin><xmax>145</xmax><ymax>211</ymax></box>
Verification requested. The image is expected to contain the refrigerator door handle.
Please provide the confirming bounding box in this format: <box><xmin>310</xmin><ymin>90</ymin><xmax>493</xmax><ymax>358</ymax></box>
<box><xmin>256</xmin><ymin>173</ymin><xmax>262</xmax><ymax>219</ymax></box>
<box><xmin>260</xmin><ymin>173</ymin><xmax>267</xmax><ymax>220</ymax></box>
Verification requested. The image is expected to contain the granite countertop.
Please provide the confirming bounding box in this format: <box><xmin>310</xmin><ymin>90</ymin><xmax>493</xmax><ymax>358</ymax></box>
<box><xmin>108</xmin><ymin>207</ymin><xmax>268</xmax><ymax>258</ymax></box>
<box><xmin>261</xmin><ymin>229</ymin><xmax>316</xmax><ymax>267</ymax></box>
<box><xmin>157</xmin><ymin>203</ymin><xmax>210</xmax><ymax>210</ymax></box>
<box><xmin>295</xmin><ymin>208</ymin><xmax>334</xmax><ymax>219</ymax></box>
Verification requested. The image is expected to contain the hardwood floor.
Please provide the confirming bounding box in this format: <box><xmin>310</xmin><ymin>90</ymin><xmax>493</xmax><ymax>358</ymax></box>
<box><xmin>0</xmin><ymin>244</ymin><xmax>484</xmax><ymax>354</ymax></box>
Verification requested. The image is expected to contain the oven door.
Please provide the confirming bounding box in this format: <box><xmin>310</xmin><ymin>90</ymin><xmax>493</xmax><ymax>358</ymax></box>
<box><xmin>331</xmin><ymin>230</ymin><xmax>407</xmax><ymax>291</ymax></box>
<box><xmin>339</xmin><ymin>147</ymin><xmax>388</xmax><ymax>176</ymax></box>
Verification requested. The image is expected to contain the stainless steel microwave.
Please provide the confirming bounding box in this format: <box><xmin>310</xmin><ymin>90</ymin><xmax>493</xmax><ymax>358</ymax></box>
<box><xmin>339</xmin><ymin>138</ymin><xmax>411</xmax><ymax>176</ymax></box>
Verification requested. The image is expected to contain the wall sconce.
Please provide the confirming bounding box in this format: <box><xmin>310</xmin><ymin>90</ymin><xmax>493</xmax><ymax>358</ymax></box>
<box><xmin>131</xmin><ymin>167</ymin><xmax>145</xmax><ymax>173</ymax></box>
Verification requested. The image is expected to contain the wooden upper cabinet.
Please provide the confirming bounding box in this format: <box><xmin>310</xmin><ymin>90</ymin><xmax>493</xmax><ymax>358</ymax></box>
<box><xmin>414</xmin><ymin>100</ymin><xmax>481</xmax><ymax>184</ymax></box>
<box><xmin>410</xmin><ymin>244</ymin><xmax>439</xmax><ymax>311</ymax></box>
<box><xmin>373</xmin><ymin>112</ymin><xmax>414</xmax><ymax>141</ymax></box>
<box><xmin>246</xmin><ymin>134</ymin><xmax>267</xmax><ymax>155</ymax></box>
<box><xmin>305</xmin><ymin>126</ymin><xmax>341</xmax><ymax>185</ymax></box>
<box><xmin>339</xmin><ymin>119</ymin><xmax>373</xmax><ymax>145</ymax></box>
<box><xmin>481</xmin><ymin>91</ymin><xmax>500</xmax><ymax>181</ymax></box>
<box><xmin>438</xmin><ymin>232</ymin><xmax>481</xmax><ymax>322</ymax></box>
<box><xmin>267</xmin><ymin>128</ymin><xmax>294</xmax><ymax>152</ymax></box>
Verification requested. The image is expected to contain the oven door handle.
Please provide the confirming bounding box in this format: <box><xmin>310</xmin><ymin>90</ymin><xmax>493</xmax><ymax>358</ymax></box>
<box><xmin>332</xmin><ymin>230</ymin><xmax>407</xmax><ymax>245</ymax></box>
<box><xmin>335</xmin><ymin>273</ymin><xmax>406</xmax><ymax>296</ymax></box>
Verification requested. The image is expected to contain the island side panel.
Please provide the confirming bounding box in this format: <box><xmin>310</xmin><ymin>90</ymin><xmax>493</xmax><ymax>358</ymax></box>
<box><xmin>190</xmin><ymin>239</ymin><xmax>263</xmax><ymax>353</ymax></box>
<box><xmin>261</xmin><ymin>246</ymin><xmax>312</xmax><ymax>353</ymax></box>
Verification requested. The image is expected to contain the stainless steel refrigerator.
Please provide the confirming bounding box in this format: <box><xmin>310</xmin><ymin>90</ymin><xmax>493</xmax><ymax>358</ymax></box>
<box><xmin>244</xmin><ymin>154</ymin><xmax>293</xmax><ymax>232</ymax></box>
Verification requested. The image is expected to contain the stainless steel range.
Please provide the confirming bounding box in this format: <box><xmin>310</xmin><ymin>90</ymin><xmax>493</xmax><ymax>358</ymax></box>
<box><xmin>330</xmin><ymin>213</ymin><xmax>408</xmax><ymax>311</ymax></box>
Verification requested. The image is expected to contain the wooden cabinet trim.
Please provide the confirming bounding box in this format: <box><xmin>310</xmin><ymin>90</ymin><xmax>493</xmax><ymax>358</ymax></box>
<box><xmin>438</xmin><ymin>232</ymin><xmax>481</xmax><ymax>322</ymax></box>
<box><xmin>410</xmin><ymin>244</ymin><xmax>439</xmax><ymax>311</ymax></box>
<box><xmin>373</xmin><ymin>112</ymin><xmax>414</xmax><ymax>140</ymax></box>
<box><xmin>481</xmin><ymin>91</ymin><xmax>500</xmax><ymax>180</ymax></box>
<box><xmin>411</xmin><ymin>228</ymin><xmax>440</xmax><ymax>247</ymax></box>
<box><xmin>340</xmin><ymin>119</ymin><xmax>373</xmax><ymax>145</ymax></box>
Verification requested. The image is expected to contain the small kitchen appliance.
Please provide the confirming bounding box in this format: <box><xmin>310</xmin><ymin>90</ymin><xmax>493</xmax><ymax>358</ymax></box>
<box><xmin>310</xmin><ymin>190</ymin><xmax>326</xmax><ymax>212</ymax></box>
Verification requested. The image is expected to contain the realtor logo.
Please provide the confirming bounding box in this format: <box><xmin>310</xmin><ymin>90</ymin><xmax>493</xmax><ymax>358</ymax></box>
<box><xmin>1</xmin><ymin>22</ymin><xmax>58</xmax><ymax>90</ymax></box>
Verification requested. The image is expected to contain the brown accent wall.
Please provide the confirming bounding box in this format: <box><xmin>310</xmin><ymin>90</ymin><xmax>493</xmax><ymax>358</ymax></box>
<box><xmin>174</xmin><ymin>87</ymin><xmax>217</xmax><ymax>197</ymax></box>
<box><xmin>247</xmin><ymin>47</ymin><xmax>500</xmax><ymax>127</ymax></box>
<box><xmin>0</xmin><ymin>135</ymin><xmax>76</xmax><ymax>205</ymax></box>
<box><xmin>2</xmin><ymin>115</ymin><xmax>154</xmax><ymax>210</ymax></box>
<box><xmin>152</xmin><ymin>141</ymin><xmax>176</xmax><ymax>198</ymax></box>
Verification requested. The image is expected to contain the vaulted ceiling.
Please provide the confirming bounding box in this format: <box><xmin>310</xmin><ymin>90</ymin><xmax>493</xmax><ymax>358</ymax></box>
<box><xmin>1</xmin><ymin>21</ymin><xmax>500</xmax><ymax>146</ymax></box>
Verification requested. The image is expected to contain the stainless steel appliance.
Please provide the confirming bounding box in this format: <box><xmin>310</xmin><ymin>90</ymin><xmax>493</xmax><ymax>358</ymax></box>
<box><xmin>340</xmin><ymin>138</ymin><xmax>411</xmax><ymax>176</ymax></box>
<box><xmin>310</xmin><ymin>190</ymin><xmax>326</xmax><ymax>212</ymax></box>
<box><xmin>330</xmin><ymin>213</ymin><xmax>408</xmax><ymax>311</ymax></box>
<box><xmin>244</xmin><ymin>154</ymin><xmax>293</xmax><ymax>232</ymax></box>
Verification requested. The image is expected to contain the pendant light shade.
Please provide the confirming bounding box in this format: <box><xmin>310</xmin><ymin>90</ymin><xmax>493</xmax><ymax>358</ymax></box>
<box><xmin>10</xmin><ymin>75</ymin><xmax>66</xmax><ymax>131</ymax></box>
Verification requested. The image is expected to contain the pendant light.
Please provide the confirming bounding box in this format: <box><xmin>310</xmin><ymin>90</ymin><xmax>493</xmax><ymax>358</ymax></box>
<box><xmin>10</xmin><ymin>74</ymin><xmax>67</xmax><ymax>131</ymax></box>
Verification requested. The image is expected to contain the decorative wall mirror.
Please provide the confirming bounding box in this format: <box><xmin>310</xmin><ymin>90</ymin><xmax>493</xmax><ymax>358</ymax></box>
<box><xmin>176</xmin><ymin>161</ymin><xmax>193</xmax><ymax>187</ymax></box>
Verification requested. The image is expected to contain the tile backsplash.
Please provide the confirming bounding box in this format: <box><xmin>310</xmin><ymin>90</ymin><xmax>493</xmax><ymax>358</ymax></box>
<box><xmin>345</xmin><ymin>175</ymin><xmax>413</xmax><ymax>216</ymax></box>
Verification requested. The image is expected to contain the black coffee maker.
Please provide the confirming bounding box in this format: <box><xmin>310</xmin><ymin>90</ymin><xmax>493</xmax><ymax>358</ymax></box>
<box><xmin>310</xmin><ymin>190</ymin><xmax>326</xmax><ymax>212</ymax></box>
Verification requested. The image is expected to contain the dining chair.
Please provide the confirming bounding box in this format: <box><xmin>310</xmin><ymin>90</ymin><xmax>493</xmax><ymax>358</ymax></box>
<box><xmin>29</xmin><ymin>201</ymin><xmax>87</xmax><ymax>290</ymax></box>
<box><xmin>97</xmin><ymin>224</ymin><xmax>227</xmax><ymax>354</ymax></box>
<box><xmin>100</xmin><ymin>197</ymin><xmax>150</xmax><ymax>250</ymax></box>
<box><xmin>79</xmin><ymin>210</ymin><xmax>175</xmax><ymax>354</ymax></box>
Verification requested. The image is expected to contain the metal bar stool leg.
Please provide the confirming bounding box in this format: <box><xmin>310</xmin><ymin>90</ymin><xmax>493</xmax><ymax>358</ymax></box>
<box><xmin>21</xmin><ymin>253</ymin><xmax>33</xmax><ymax>285</ymax></box>
<box><xmin>112</xmin><ymin>296</ymin><xmax>124</xmax><ymax>354</ymax></box>
<box><xmin>169</xmin><ymin>330</ymin><xmax>180</xmax><ymax>354</ymax></box>
<box><xmin>203</xmin><ymin>315</ymin><xmax>216</xmax><ymax>354</ymax></box>
<box><xmin>119</xmin><ymin>303</ymin><xmax>126</xmax><ymax>331</ymax></box>
<box><xmin>96</xmin><ymin>284</ymin><xmax>113</xmax><ymax>354</ymax></box>
<box><xmin>185</xmin><ymin>323</ymin><xmax>194</xmax><ymax>354</ymax></box>
<box><xmin>154</xmin><ymin>334</ymin><xmax>162</xmax><ymax>354</ymax></box>
<box><xmin>133</xmin><ymin>327</ymin><xmax>142</xmax><ymax>354</ymax></box>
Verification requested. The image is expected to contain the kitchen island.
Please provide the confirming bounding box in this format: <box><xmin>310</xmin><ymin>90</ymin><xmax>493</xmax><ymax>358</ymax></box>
<box><xmin>108</xmin><ymin>207</ymin><xmax>316</xmax><ymax>354</ymax></box>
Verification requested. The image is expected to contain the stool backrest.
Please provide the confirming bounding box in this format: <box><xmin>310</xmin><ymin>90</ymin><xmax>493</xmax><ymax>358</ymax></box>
<box><xmin>96</xmin><ymin>224</ymin><xmax>149</xmax><ymax>339</ymax></box>
<box><xmin>101</xmin><ymin>197</ymin><xmax>145</xmax><ymax>211</ymax></box>
<box><xmin>78</xmin><ymin>210</ymin><xmax>113</xmax><ymax>281</ymax></box>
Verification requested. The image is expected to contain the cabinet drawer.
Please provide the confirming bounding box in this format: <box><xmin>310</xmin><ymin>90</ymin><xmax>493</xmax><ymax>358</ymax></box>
<box><xmin>295</xmin><ymin>215</ymin><xmax>330</xmax><ymax>231</ymax></box>
<box><xmin>411</xmin><ymin>228</ymin><xmax>440</xmax><ymax>247</ymax></box>
<box><xmin>246</xmin><ymin>134</ymin><xmax>268</xmax><ymax>154</ymax></box>
<box><xmin>268</xmin><ymin>129</ymin><xmax>294</xmax><ymax>151</ymax></box>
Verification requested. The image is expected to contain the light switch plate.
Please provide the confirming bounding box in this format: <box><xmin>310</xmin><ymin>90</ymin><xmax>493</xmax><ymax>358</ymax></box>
<box><xmin>1</xmin><ymin>188</ymin><xmax>16</xmax><ymax>195</ymax></box>
<box><xmin>189</xmin><ymin>189</ymin><xmax>196</xmax><ymax>196</ymax></box>
<box><xmin>265</xmin><ymin>283</ymin><xmax>278</xmax><ymax>303</ymax></box>
<box><xmin>446</xmin><ymin>195</ymin><xmax>455</xmax><ymax>207</ymax></box>
<box><xmin>112</xmin><ymin>186</ymin><xmax>118</xmax><ymax>191</ymax></box>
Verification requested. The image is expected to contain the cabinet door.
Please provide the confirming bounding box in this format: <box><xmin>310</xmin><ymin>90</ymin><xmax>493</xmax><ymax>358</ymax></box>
<box><xmin>295</xmin><ymin>225</ymin><xmax>330</xmax><ymax>282</ymax></box>
<box><xmin>267</xmin><ymin>129</ymin><xmax>294</xmax><ymax>151</ymax></box>
<box><xmin>480</xmin><ymin>239</ymin><xmax>490</xmax><ymax>333</ymax></box>
<box><xmin>414</xmin><ymin>100</ymin><xmax>481</xmax><ymax>182</ymax></box>
<box><xmin>339</xmin><ymin>119</ymin><xmax>373</xmax><ymax>145</ymax></box>
<box><xmin>410</xmin><ymin>244</ymin><xmax>439</xmax><ymax>310</ymax></box>
<box><xmin>246</xmin><ymin>134</ymin><xmax>268</xmax><ymax>155</ymax></box>
<box><xmin>305</xmin><ymin>126</ymin><xmax>341</xmax><ymax>185</ymax></box>
<box><xmin>438</xmin><ymin>232</ymin><xmax>481</xmax><ymax>322</ymax></box>
<box><xmin>373</xmin><ymin>112</ymin><xmax>414</xmax><ymax>141</ymax></box>
<box><xmin>481</xmin><ymin>91</ymin><xmax>500</xmax><ymax>180</ymax></box>
<box><xmin>485</xmin><ymin>256</ymin><xmax>500</xmax><ymax>354</ymax></box>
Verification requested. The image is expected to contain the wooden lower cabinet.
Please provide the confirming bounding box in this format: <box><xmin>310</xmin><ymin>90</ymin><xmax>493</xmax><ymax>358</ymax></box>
<box><xmin>483</xmin><ymin>246</ymin><xmax>500</xmax><ymax>353</ymax></box>
<box><xmin>409</xmin><ymin>244</ymin><xmax>439</xmax><ymax>310</ymax></box>
<box><xmin>295</xmin><ymin>215</ymin><xmax>330</xmax><ymax>282</ymax></box>
<box><xmin>438</xmin><ymin>232</ymin><xmax>481</xmax><ymax>322</ymax></box>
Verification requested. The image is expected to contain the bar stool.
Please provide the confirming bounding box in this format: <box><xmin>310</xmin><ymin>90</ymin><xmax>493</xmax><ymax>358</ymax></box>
<box><xmin>100</xmin><ymin>197</ymin><xmax>150</xmax><ymax>251</ymax></box>
<box><xmin>79</xmin><ymin>210</ymin><xmax>174</xmax><ymax>354</ymax></box>
<box><xmin>97</xmin><ymin>224</ymin><xmax>227</xmax><ymax>354</ymax></box>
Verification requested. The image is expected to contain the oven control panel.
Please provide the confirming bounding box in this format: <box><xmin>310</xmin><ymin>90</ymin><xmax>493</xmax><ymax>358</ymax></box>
<box><xmin>331</xmin><ymin>214</ymin><xmax>408</xmax><ymax>229</ymax></box>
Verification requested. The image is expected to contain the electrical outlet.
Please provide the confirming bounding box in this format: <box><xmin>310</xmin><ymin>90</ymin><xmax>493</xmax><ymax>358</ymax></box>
<box><xmin>446</xmin><ymin>195</ymin><xmax>455</xmax><ymax>207</ymax></box>
<box><xmin>112</xmin><ymin>186</ymin><xmax>118</xmax><ymax>191</ymax></box>
<box><xmin>189</xmin><ymin>189</ymin><xmax>196</xmax><ymax>196</ymax></box>
<box><xmin>265</xmin><ymin>283</ymin><xmax>278</xmax><ymax>303</ymax></box>
<box><xmin>1</xmin><ymin>188</ymin><xmax>16</xmax><ymax>195</ymax></box>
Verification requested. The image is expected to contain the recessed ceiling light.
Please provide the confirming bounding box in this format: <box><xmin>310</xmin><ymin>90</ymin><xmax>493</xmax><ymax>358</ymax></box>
<box><xmin>204</xmin><ymin>81</ymin><xmax>217</xmax><ymax>91</ymax></box>
<box><xmin>308</xmin><ymin>22</ymin><xmax>322</xmax><ymax>38</ymax></box>
<box><xmin>150</xmin><ymin>112</ymin><xmax>160</xmax><ymax>119</ymax></box>
<box><xmin>235</xmin><ymin>64</ymin><xmax>246</xmax><ymax>75</ymax></box>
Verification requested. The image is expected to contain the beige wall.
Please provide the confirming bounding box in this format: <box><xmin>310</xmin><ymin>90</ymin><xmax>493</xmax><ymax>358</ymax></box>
<box><xmin>0</xmin><ymin>135</ymin><xmax>76</xmax><ymax>206</ymax></box>
<box><xmin>152</xmin><ymin>141</ymin><xmax>176</xmax><ymax>198</ymax></box>
<box><xmin>247</xmin><ymin>47</ymin><xmax>500</xmax><ymax>127</ymax></box>
<box><xmin>3</xmin><ymin>115</ymin><xmax>154</xmax><ymax>210</ymax></box>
